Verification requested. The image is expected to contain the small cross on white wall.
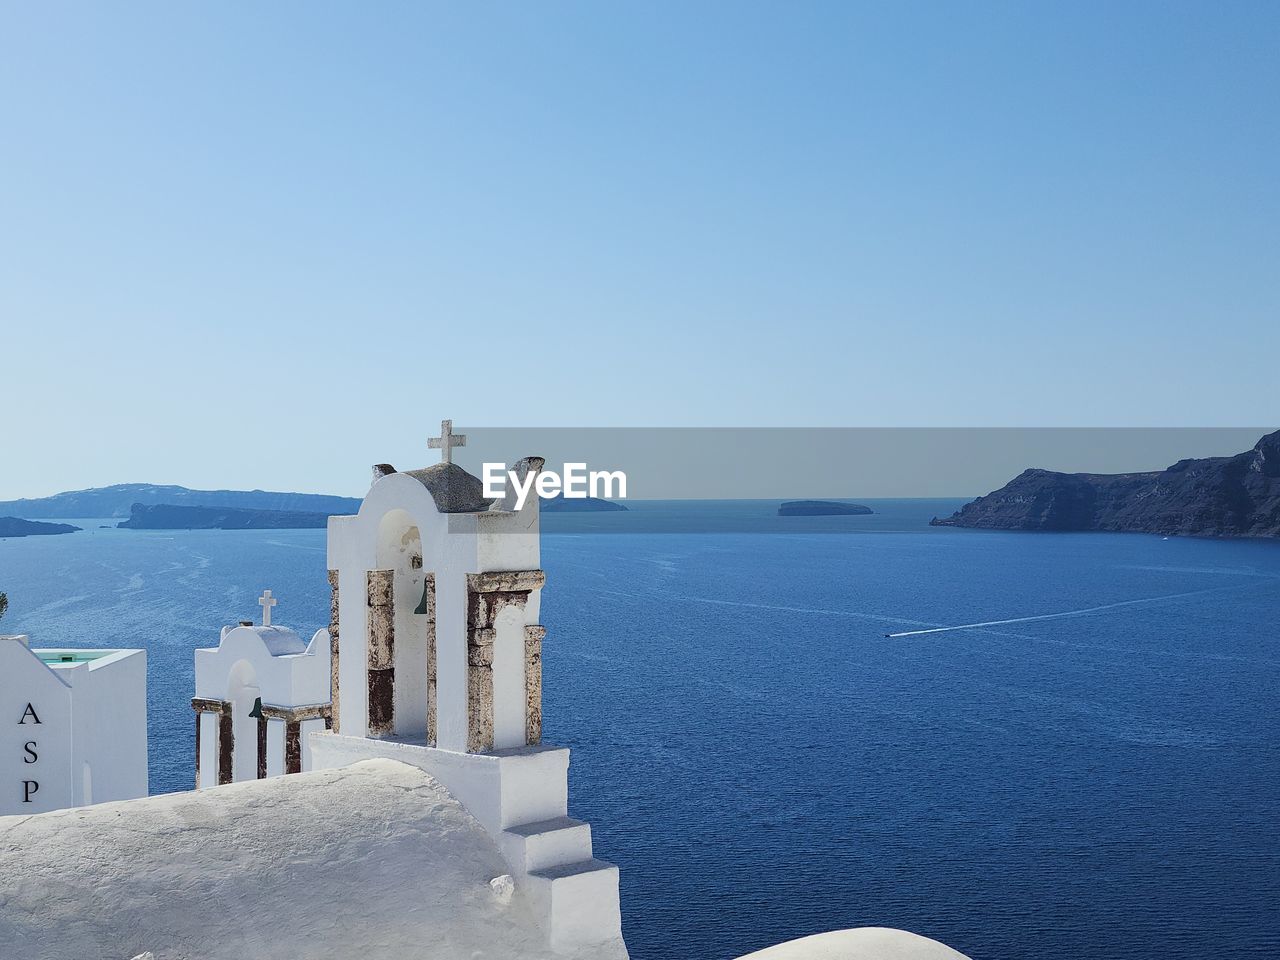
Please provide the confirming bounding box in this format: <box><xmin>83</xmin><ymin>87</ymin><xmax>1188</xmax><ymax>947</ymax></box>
<box><xmin>258</xmin><ymin>589</ymin><xmax>277</xmax><ymax>627</ymax></box>
<box><xmin>428</xmin><ymin>419</ymin><xmax>466</xmax><ymax>464</ymax></box>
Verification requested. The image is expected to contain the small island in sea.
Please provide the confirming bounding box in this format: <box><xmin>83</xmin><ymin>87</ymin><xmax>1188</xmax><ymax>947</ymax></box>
<box><xmin>932</xmin><ymin>428</ymin><xmax>1280</xmax><ymax>537</ymax></box>
<box><xmin>0</xmin><ymin>483</ymin><xmax>362</xmax><ymax>519</ymax></box>
<box><xmin>778</xmin><ymin>500</ymin><xmax>873</xmax><ymax>517</ymax></box>
<box><xmin>118</xmin><ymin>503</ymin><xmax>330</xmax><ymax>530</ymax></box>
<box><xmin>0</xmin><ymin>517</ymin><xmax>82</xmax><ymax>538</ymax></box>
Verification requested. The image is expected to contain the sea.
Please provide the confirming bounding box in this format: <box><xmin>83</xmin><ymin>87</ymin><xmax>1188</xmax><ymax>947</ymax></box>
<box><xmin>1</xmin><ymin>498</ymin><xmax>1278</xmax><ymax>960</ymax></box>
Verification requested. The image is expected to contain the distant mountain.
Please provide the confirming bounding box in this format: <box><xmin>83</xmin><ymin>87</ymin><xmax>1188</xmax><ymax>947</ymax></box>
<box><xmin>778</xmin><ymin>500</ymin><xmax>872</xmax><ymax>517</ymax></box>
<box><xmin>0</xmin><ymin>517</ymin><xmax>82</xmax><ymax>538</ymax></box>
<box><xmin>119</xmin><ymin>496</ymin><xmax>627</xmax><ymax>526</ymax></box>
<box><xmin>0</xmin><ymin>484</ymin><xmax>363</xmax><ymax>520</ymax></box>
<box><xmin>932</xmin><ymin>429</ymin><xmax>1280</xmax><ymax>538</ymax></box>
<box><xmin>0</xmin><ymin>481</ymin><xmax>636</xmax><ymax>522</ymax></box>
<box><xmin>118</xmin><ymin>503</ymin><xmax>330</xmax><ymax>530</ymax></box>
<box><xmin>539</xmin><ymin>494</ymin><xmax>628</xmax><ymax>512</ymax></box>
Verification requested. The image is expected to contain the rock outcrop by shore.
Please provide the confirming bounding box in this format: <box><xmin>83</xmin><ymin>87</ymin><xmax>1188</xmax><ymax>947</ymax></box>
<box><xmin>0</xmin><ymin>517</ymin><xmax>81</xmax><ymax>538</ymax></box>
<box><xmin>932</xmin><ymin>429</ymin><xmax>1280</xmax><ymax>537</ymax></box>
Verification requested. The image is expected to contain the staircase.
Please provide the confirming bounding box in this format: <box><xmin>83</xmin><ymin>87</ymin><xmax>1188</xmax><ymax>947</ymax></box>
<box><xmin>501</xmin><ymin>816</ymin><xmax>623</xmax><ymax>954</ymax></box>
<box><xmin>310</xmin><ymin>734</ymin><xmax>626</xmax><ymax>956</ymax></box>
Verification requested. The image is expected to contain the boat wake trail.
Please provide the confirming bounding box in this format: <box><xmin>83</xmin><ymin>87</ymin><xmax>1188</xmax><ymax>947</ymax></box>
<box><xmin>884</xmin><ymin>583</ymin><xmax>1261</xmax><ymax>638</ymax></box>
<box><xmin>674</xmin><ymin>595</ymin><xmax>937</xmax><ymax>631</ymax></box>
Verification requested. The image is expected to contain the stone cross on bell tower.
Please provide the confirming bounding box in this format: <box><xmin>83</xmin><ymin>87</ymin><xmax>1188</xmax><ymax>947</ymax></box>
<box><xmin>258</xmin><ymin>589</ymin><xmax>277</xmax><ymax>627</ymax></box>
<box><xmin>428</xmin><ymin>419</ymin><xmax>466</xmax><ymax>464</ymax></box>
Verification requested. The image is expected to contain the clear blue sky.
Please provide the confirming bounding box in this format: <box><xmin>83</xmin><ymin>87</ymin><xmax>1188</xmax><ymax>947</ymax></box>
<box><xmin>1</xmin><ymin>2</ymin><xmax>1276</xmax><ymax>499</ymax></box>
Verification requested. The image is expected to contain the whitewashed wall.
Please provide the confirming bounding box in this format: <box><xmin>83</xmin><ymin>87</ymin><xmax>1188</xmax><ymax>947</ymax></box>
<box><xmin>1</xmin><ymin>637</ymin><xmax>146</xmax><ymax>815</ymax></box>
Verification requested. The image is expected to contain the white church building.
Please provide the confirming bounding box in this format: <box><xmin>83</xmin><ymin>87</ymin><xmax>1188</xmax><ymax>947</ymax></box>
<box><xmin>0</xmin><ymin>634</ymin><xmax>147</xmax><ymax>815</ymax></box>
<box><xmin>192</xmin><ymin>590</ymin><xmax>331</xmax><ymax>787</ymax></box>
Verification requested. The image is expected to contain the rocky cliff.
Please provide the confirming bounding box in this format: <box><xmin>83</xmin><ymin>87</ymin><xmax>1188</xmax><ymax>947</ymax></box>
<box><xmin>931</xmin><ymin>429</ymin><xmax>1280</xmax><ymax>537</ymax></box>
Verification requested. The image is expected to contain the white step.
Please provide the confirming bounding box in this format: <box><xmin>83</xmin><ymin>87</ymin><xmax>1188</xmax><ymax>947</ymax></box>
<box><xmin>501</xmin><ymin>816</ymin><xmax>593</xmax><ymax>874</ymax></box>
<box><xmin>525</xmin><ymin>858</ymin><xmax>623</xmax><ymax>951</ymax></box>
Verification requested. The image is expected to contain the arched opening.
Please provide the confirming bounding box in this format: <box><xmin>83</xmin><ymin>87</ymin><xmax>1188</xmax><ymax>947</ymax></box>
<box><xmin>226</xmin><ymin>659</ymin><xmax>261</xmax><ymax>783</ymax></box>
<box><xmin>375</xmin><ymin>509</ymin><xmax>433</xmax><ymax>744</ymax></box>
<box><xmin>492</xmin><ymin>604</ymin><xmax>528</xmax><ymax>750</ymax></box>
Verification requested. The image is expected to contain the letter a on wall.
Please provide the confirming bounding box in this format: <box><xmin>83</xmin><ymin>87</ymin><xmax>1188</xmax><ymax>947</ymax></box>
<box><xmin>18</xmin><ymin>703</ymin><xmax>41</xmax><ymax>725</ymax></box>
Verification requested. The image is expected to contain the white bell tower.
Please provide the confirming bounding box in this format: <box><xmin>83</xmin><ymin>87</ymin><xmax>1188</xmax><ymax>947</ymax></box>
<box><xmin>312</xmin><ymin>421</ymin><xmax>627</xmax><ymax>958</ymax></box>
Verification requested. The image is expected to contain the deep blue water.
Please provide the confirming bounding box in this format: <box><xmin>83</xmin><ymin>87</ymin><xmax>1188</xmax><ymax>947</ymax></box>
<box><xmin>2</xmin><ymin>500</ymin><xmax>1278</xmax><ymax>960</ymax></box>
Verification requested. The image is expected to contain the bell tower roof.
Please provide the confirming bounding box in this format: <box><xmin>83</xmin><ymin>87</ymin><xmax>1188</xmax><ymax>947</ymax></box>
<box><xmin>394</xmin><ymin>461</ymin><xmax>495</xmax><ymax>514</ymax></box>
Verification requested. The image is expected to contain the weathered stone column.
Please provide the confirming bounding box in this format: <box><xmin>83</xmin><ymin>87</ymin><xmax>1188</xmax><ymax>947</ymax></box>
<box><xmin>525</xmin><ymin>625</ymin><xmax>545</xmax><ymax>746</ymax></box>
<box><xmin>192</xmin><ymin>697</ymin><xmax>231</xmax><ymax>788</ymax></box>
<box><xmin>260</xmin><ymin>704</ymin><xmax>331</xmax><ymax>776</ymax></box>
<box><xmin>257</xmin><ymin>717</ymin><xmax>268</xmax><ymax>780</ymax></box>
<box><xmin>218</xmin><ymin>711</ymin><xmax>234</xmax><ymax>786</ymax></box>
<box><xmin>284</xmin><ymin>721</ymin><xmax>302</xmax><ymax>775</ymax></box>
<box><xmin>465</xmin><ymin>570</ymin><xmax>545</xmax><ymax>753</ymax></box>
<box><xmin>467</xmin><ymin>628</ymin><xmax>495</xmax><ymax>753</ymax></box>
<box><xmin>421</xmin><ymin>573</ymin><xmax>438</xmax><ymax>747</ymax></box>
<box><xmin>366</xmin><ymin>569</ymin><xmax>395</xmax><ymax>737</ymax></box>
<box><xmin>328</xmin><ymin>569</ymin><xmax>340</xmax><ymax>734</ymax></box>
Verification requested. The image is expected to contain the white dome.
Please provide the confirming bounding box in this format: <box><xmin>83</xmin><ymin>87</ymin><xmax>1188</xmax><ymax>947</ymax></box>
<box><xmin>0</xmin><ymin>759</ymin><xmax>590</xmax><ymax>960</ymax></box>
<box><xmin>248</xmin><ymin>624</ymin><xmax>308</xmax><ymax>656</ymax></box>
<box><xmin>736</xmin><ymin>927</ymin><xmax>972</xmax><ymax>960</ymax></box>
